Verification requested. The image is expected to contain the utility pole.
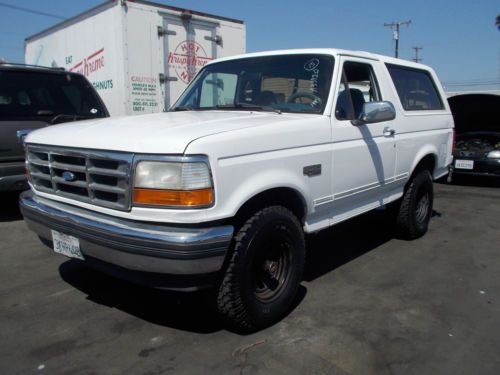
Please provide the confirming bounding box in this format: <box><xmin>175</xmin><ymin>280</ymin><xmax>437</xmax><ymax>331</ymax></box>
<box><xmin>412</xmin><ymin>46</ymin><xmax>423</xmax><ymax>63</ymax></box>
<box><xmin>384</xmin><ymin>20</ymin><xmax>412</xmax><ymax>58</ymax></box>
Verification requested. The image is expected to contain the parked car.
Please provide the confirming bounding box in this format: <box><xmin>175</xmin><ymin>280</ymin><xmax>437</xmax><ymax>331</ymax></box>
<box><xmin>0</xmin><ymin>63</ymin><xmax>108</xmax><ymax>191</ymax></box>
<box><xmin>448</xmin><ymin>93</ymin><xmax>500</xmax><ymax>178</ymax></box>
<box><xmin>19</xmin><ymin>49</ymin><xmax>453</xmax><ymax>331</ymax></box>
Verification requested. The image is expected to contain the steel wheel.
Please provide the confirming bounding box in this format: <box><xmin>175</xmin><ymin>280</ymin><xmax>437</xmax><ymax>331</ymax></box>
<box><xmin>216</xmin><ymin>206</ymin><xmax>305</xmax><ymax>332</ymax></box>
<box><xmin>415</xmin><ymin>193</ymin><xmax>430</xmax><ymax>224</ymax></box>
<box><xmin>252</xmin><ymin>236</ymin><xmax>293</xmax><ymax>303</ymax></box>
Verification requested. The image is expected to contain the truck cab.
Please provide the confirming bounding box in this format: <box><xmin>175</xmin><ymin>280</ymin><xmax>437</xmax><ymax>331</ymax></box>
<box><xmin>20</xmin><ymin>49</ymin><xmax>453</xmax><ymax>331</ymax></box>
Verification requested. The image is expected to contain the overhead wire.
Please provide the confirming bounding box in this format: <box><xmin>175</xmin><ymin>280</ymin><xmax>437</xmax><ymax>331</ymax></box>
<box><xmin>0</xmin><ymin>2</ymin><xmax>65</xmax><ymax>20</ymax></box>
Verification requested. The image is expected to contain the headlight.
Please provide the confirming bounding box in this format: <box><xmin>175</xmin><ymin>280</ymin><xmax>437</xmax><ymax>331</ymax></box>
<box><xmin>486</xmin><ymin>150</ymin><xmax>500</xmax><ymax>159</ymax></box>
<box><xmin>133</xmin><ymin>160</ymin><xmax>213</xmax><ymax>207</ymax></box>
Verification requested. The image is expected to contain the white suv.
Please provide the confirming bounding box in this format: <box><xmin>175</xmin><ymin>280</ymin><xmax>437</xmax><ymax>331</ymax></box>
<box><xmin>20</xmin><ymin>49</ymin><xmax>454</xmax><ymax>331</ymax></box>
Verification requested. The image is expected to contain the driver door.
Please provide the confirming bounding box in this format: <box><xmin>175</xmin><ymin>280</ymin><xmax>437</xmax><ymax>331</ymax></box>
<box><xmin>330</xmin><ymin>57</ymin><xmax>396</xmax><ymax>220</ymax></box>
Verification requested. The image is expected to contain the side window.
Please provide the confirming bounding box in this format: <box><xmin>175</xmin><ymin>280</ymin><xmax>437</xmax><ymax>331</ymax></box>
<box><xmin>335</xmin><ymin>62</ymin><xmax>381</xmax><ymax>120</ymax></box>
<box><xmin>200</xmin><ymin>73</ymin><xmax>237</xmax><ymax>107</ymax></box>
<box><xmin>386</xmin><ymin>64</ymin><xmax>444</xmax><ymax>111</ymax></box>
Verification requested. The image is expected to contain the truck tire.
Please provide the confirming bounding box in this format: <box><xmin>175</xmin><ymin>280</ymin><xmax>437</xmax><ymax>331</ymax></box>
<box><xmin>394</xmin><ymin>169</ymin><xmax>434</xmax><ymax>239</ymax></box>
<box><xmin>216</xmin><ymin>206</ymin><xmax>305</xmax><ymax>332</ymax></box>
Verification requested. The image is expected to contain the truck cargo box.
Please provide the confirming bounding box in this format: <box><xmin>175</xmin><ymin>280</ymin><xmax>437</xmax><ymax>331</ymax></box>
<box><xmin>25</xmin><ymin>0</ymin><xmax>245</xmax><ymax>116</ymax></box>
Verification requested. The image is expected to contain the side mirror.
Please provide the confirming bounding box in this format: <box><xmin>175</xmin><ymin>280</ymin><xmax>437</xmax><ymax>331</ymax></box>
<box><xmin>16</xmin><ymin>129</ymin><xmax>33</xmax><ymax>144</ymax></box>
<box><xmin>351</xmin><ymin>101</ymin><xmax>396</xmax><ymax>126</ymax></box>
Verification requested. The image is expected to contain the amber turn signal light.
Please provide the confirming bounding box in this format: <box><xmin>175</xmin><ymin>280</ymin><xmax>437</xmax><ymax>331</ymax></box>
<box><xmin>133</xmin><ymin>188</ymin><xmax>213</xmax><ymax>207</ymax></box>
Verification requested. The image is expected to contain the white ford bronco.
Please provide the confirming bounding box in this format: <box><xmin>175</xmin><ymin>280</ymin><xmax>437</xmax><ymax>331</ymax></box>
<box><xmin>20</xmin><ymin>49</ymin><xmax>454</xmax><ymax>331</ymax></box>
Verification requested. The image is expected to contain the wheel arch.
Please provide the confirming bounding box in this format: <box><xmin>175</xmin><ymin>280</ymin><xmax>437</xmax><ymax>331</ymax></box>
<box><xmin>231</xmin><ymin>187</ymin><xmax>308</xmax><ymax>229</ymax></box>
<box><xmin>409</xmin><ymin>148</ymin><xmax>438</xmax><ymax>182</ymax></box>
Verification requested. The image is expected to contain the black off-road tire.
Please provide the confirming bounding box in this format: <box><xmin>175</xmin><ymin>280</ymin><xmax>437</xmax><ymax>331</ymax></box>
<box><xmin>393</xmin><ymin>169</ymin><xmax>434</xmax><ymax>239</ymax></box>
<box><xmin>216</xmin><ymin>206</ymin><xmax>305</xmax><ymax>332</ymax></box>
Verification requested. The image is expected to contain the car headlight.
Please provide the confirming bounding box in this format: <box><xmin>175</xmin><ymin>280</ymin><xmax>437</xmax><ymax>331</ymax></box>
<box><xmin>133</xmin><ymin>159</ymin><xmax>213</xmax><ymax>207</ymax></box>
<box><xmin>486</xmin><ymin>150</ymin><xmax>500</xmax><ymax>159</ymax></box>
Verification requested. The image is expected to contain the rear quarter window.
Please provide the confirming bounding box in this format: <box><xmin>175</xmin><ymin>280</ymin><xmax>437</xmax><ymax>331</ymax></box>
<box><xmin>386</xmin><ymin>64</ymin><xmax>444</xmax><ymax>111</ymax></box>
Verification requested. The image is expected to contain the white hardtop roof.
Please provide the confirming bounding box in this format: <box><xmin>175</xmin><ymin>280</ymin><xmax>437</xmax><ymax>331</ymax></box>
<box><xmin>208</xmin><ymin>48</ymin><xmax>431</xmax><ymax>70</ymax></box>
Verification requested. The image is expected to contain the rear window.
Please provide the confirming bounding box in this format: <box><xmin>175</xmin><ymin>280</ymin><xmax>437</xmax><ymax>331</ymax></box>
<box><xmin>386</xmin><ymin>64</ymin><xmax>444</xmax><ymax>111</ymax></box>
<box><xmin>0</xmin><ymin>70</ymin><xmax>107</xmax><ymax>121</ymax></box>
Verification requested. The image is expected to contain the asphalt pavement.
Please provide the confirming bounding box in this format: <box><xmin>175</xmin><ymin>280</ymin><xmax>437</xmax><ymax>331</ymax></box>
<box><xmin>1</xmin><ymin>178</ymin><xmax>499</xmax><ymax>374</ymax></box>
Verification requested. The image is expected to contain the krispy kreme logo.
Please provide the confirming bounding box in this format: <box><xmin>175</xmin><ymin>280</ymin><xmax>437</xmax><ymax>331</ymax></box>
<box><xmin>168</xmin><ymin>41</ymin><xmax>212</xmax><ymax>83</ymax></box>
<box><xmin>69</xmin><ymin>48</ymin><xmax>105</xmax><ymax>77</ymax></box>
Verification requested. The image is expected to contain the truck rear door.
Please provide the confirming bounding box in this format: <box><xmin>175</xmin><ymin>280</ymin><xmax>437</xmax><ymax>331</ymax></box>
<box><xmin>161</xmin><ymin>15</ymin><xmax>217</xmax><ymax>107</ymax></box>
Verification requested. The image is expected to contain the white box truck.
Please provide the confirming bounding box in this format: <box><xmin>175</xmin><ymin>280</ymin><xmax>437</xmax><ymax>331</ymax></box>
<box><xmin>25</xmin><ymin>0</ymin><xmax>245</xmax><ymax>116</ymax></box>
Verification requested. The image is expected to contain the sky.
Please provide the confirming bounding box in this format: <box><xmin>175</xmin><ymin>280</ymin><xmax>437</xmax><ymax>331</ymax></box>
<box><xmin>0</xmin><ymin>0</ymin><xmax>499</xmax><ymax>91</ymax></box>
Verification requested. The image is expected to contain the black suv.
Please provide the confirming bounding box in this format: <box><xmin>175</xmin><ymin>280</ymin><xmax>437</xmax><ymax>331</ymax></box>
<box><xmin>0</xmin><ymin>63</ymin><xmax>108</xmax><ymax>191</ymax></box>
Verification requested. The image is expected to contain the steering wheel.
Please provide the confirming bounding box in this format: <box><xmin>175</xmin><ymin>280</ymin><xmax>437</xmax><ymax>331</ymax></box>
<box><xmin>287</xmin><ymin>91</ymin><xmax>322</xmax><ymax>108</ymax></box>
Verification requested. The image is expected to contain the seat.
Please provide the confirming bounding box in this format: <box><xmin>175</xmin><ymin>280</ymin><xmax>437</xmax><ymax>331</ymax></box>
<box><xmin>254</xmin><ymin>91</ymin><xmax>277</xmax><ymax>106</ymax></box>
<box><xmin>404</xmin><ymin>91</ymin><xmax>429</xmax><ymax>110</ymax></box>
<box><xmin>335</xmin><ymin>88</ymin><xmax>366</xmax><ymax>119</ymax></box>
<box><xmin>349</xmin><ymin>88</ymin><xmax>366</xmax><ymax>118</ymax></box>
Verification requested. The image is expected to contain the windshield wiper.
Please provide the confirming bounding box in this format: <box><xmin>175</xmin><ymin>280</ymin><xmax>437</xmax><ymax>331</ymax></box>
<box><xmin>50</xmin><ymin>114</ymin><xmax>93</xmax><ymax>124</ymax></box>
<box><xmin>217</xmin><ymin>102</ymin><xmax>282</xmax><ymax>114</ymax></box>
<box><xmin>170</xmin><ymin>106</ymin><xmax>194</xmax><ymax>112</ymax></box>
<box><xmin>50</xmin><ymin>113</ymin><xmax>94</xmax><ymax>124</ymax></box>
<box><xmin>35</xmin><ymin>110</ymin><xmax>94</xmax><ymax>124</ymax></box>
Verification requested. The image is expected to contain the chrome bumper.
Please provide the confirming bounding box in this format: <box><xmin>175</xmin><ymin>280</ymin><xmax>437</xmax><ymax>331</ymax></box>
<box><xmin>20</xmin><ymin>190</ymin><xmax>233</xmax><ymax>285</ymax></box>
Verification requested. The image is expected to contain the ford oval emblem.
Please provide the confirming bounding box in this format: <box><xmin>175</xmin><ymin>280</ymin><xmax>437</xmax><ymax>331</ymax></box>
<box><xmin>62</xmin><ymin>171</ymin><xmax>76</xmax><ymax>182</ymax></box>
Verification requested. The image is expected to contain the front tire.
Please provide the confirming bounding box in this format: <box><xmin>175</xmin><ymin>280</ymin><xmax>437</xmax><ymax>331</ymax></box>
<box><xmin>216</xmin><ymin>206</ymin><xmax>305</xmax><ymax>332</ymax></box>
<box><xmin>394</xmin><ymin>169</ymin><xmax>434</xmax><ymax>239</ymax></box>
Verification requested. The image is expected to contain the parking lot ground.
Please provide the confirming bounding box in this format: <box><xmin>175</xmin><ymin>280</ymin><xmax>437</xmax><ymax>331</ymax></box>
<box><xmin>1</xmin><ymin>180</ymin><xmax>500</xmax><ymax>375</ymax></box>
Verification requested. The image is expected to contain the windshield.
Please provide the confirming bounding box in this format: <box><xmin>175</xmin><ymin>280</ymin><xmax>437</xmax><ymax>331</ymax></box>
<box><xmin>172</xmin><ymin>54</ymin><xmax>334</xmax><ymax>114</ymax></box>
<box><xmin>0</xmin><ymin>70</ymin><xmax>107</xmax><ymax>121</ymax></box>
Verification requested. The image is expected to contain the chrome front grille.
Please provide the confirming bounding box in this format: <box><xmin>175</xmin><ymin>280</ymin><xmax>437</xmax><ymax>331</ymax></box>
<box><xmin>27</xmin><ymin>145</ymin><xmax>133</xmax><ymax>211</ymax></box>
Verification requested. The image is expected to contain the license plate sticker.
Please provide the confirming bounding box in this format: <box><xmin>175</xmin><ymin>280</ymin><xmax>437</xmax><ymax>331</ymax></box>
<box><xmin>51</xmin><ymin>230</ymin><xmax>84</xmax><ymax>260</ymax></box>
<box><xmin>455</xmin><ymin>159</ymin><xmax>474</xmax><ymax>170</ymax></box>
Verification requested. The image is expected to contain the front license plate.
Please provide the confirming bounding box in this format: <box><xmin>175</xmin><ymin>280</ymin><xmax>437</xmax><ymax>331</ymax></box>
<box><xmin>455</xmin><ymin>159</ymin><xmax>474</xmax><ymax>170</ymax></box>
<box><xmin>51</xmin><ymin>230</ymin><xmax>84</xmax><ymax>260</ymax></box>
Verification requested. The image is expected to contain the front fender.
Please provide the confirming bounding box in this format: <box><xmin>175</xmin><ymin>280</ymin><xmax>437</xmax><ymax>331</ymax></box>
<box><xmin>215</xmin><ymin>167</ymin><xmax>310</xmax><ymax>219</ymax></box>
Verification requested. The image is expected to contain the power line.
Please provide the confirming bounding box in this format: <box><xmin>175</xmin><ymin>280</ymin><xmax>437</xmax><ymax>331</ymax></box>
<box><xmin>384</xmin><ymin>20</ymin><xmax>411</xmax><ymax>58</ymax></box>
<box><xmin>444</xmin><ymin>82</ymin><xmax>500</xmax><ymax>87</ymax></box>
<box><xmin>443</xmin><ymin>77</ymin><xmax>500</xmax><ymax>84</ymax></box>
<box><xmin>412</xmin><ymin>46</ymin><xmax>422</xmax><ymax>63</ymax></box>
<box><xmin>0</xmin><ymin>2</ymin><xmax>65</xmax><ymax>20</ymax></box>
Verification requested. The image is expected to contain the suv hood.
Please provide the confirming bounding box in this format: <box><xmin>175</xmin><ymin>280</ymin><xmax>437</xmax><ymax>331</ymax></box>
<box><xmin>26</xmin><ymin>111</ymin><xmax>296</xmax><ymax>154</ymax></box>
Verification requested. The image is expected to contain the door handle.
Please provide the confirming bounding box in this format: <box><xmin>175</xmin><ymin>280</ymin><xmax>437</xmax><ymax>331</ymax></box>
<box><xmin>383</xmin><ymin>127</ymin><xmax>396</xmax><ymax>137</ymax></box>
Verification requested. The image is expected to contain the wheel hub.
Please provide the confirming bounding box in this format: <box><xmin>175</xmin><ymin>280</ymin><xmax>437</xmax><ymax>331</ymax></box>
<box><xmin>264</xmin><ymin>260</ymin><xmax>279</xmax><ymax>277</ymax></box>
<box><xmin>252</xmin><ymin>240</ymin><xmax>292</xmax><ymax>303</ymax></box>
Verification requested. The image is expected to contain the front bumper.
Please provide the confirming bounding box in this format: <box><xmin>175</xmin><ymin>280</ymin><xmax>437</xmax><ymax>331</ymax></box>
<box><xmin>20</xmin><ymin>190</ymin><xmax>234</xmax><ymax>290</ymax></box>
